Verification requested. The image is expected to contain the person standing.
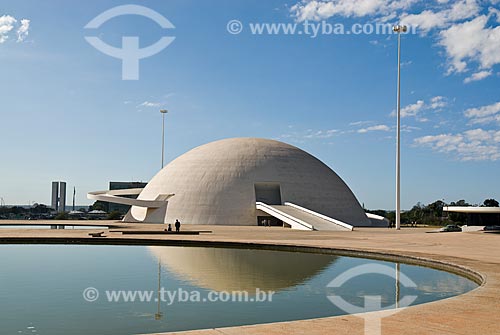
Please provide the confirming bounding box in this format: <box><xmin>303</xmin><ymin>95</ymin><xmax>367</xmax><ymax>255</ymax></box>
<box><xmin>175</xmin><ymin>219</ymin><xmax>181</xmax><ymax>232</ymax></box>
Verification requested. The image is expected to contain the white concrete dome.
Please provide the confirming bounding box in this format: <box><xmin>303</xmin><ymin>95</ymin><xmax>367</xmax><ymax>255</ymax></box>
<box><xmin>130</xmin><ymin>137</ymin><xmax>370</xmax><ymax>226</ymax></box>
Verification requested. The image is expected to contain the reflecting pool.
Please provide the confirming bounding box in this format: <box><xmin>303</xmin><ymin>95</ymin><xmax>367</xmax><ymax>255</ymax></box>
<box><xmin>0</xmin><ymin>245</ymin><xmax>478</xmax><ymax>335</ymax></box>
<box><xmin>0</xmin><ymin>225</ymin><xmax>109</xmax><ymax>229</ymax></box>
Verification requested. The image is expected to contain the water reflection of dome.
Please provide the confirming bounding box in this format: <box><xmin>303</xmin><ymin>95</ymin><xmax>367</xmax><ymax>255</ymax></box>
<box><xmin>149</xmin><ymin>246</ymin><xmax>337</xmax><ymax>292</ymax></box>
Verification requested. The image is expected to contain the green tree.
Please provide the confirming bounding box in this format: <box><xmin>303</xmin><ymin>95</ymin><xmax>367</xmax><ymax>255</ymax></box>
<box><xmin>483</xmin><ymin>199</ymin><xmax>499</xmax><ymax>207</ymax></box>
<box><xmin>448</xmin><ymin>200</ymin><xmax>471</xmax><ymax>224</ymax></box>
<box><xmin>90</xmin><ymin>201</ymin><xmax>108</xmax><ymax>212</ymax></box>
<box><xmin>385</xmin><ymin>211</ymin><xmax>395</xmax><ymax>225</ymax></box>
<box><xmin>10</xmin><ymin>206</ymin><xmax>26</xmax><ymax>215</ymax></box>
<box><xmin>106</xmin><ymin>211</ymin><xmax>122</xmax><ymax>220</ymax></box>
<box><xmin>428</xmin><ymin>200</ymin><xmax>445</xmax><ymax>218</ymax></box>
<box><xmin>406</xmin><ymin>203</ymin><xmax>424</xmax><ymax>226</ymax></box>
<box><xmin>54</xmin><ymin>212</ymin><xmax>68</xmax><ymax>220</ymax></box>
<box><xmin>30</xmin><ymin>204</ymin><xmax>51</xmax><ymax>214</ymax></box>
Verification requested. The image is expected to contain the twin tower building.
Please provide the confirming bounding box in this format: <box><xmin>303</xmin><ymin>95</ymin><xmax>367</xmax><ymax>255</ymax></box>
<box><xmin>51</xmin><ymin>181</ymin><xmax>67</xmax><ymax>212</ymax></box>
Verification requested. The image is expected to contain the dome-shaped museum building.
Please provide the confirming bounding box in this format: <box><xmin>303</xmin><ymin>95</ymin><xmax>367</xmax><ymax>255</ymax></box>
<box><xmin>89</xmin><ymin>138</ymin><xmax>384</xmax><ymax>230</ymax></box>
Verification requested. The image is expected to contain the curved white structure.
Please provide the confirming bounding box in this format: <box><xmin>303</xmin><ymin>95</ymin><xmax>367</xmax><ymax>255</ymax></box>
<box><xmin>443</xmin><ymin>206</ymin><xmax>500</xmax><ymax>214</ymax></box>
<box><xmin>89</xmin><ymin>137</ymin><xmax>375</xmax><ymax>228</ymax></box>
<box><xmin>131</xmin><ymin>138</ymin><xmax>370</xmax><ymax>226</ymax></box>
<box><xmin>87</xmin><ymin>189</ymin><xmax>174</xmax><ymax>223</ymax></box>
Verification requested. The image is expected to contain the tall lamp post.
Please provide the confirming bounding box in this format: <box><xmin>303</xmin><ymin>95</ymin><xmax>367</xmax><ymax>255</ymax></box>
<box><xmin>160</xmin><ymin>109</ymin><xmax>168</xmax><ymax>168</ymax></box>
<box><xmin>157</xmin><ymin>108</ymin><xmax>167</xmax><ymax>319</ymax></box>
<box><xmin>393</xmin><ymin>24</ymin><xmax>407</xmax><ymax>231</ymax></box>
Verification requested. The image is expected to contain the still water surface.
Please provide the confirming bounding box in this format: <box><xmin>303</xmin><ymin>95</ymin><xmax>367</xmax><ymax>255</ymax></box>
<box><xmin>0</xmin><ymin>245</ymin><xmax>477</xmax><ymax>335</ymax></box>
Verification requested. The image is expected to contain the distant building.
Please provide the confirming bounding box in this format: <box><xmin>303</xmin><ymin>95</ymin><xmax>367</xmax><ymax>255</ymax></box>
<box><xmin>51</xmin><ymin>181</ymin><xmax>67</xmax><ymax>212</ymax></box>
<box><xmin>108</xmin><ymin>181</ymin><xmax>147</xmax><ymax>214</ymax></box>
<box><xmin>443</xmin><ymin>206</ymin><xmax>500</xmax><ymax>226</ymax></box>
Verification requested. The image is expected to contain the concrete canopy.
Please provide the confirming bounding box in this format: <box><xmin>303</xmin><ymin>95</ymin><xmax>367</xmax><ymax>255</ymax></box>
<box><xmin>129</xmin><ymin>138</ymin><xmax>370</xmax><ymax>227</ymax></box>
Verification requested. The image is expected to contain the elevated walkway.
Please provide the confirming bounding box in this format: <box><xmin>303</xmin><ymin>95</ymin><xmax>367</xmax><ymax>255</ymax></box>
<box><xmin>256</xmin><ymin>202</ymin><xmax>353</xmax><ymax>231</ymax></box>
<box><xmin>366</xmin><ymin>212</ymin><xmax>391</xmax><ymax>227</ymax></box>
<box><xmin>87</xmin><ymin>189</ymin><xmax>175</xmax><ymax>224</ymax></box>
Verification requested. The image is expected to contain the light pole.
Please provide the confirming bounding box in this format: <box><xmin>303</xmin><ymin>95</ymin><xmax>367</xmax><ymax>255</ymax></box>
<box><xmin>155</xmin><ymin>258</ymin><xmax>163</xmax><ymax>320</ymax></box>
<box><xmin>395</xmin><ymin>262</ymin><xmax>400</xmax><ymax>308</ymax></box>
<box><xmin>160</xmin><ymin>109</ymin><xmax>168</xmax><ymax>168</ymax></box>
<box><xmin>393</xmin><ymin>24</ymin><xmax>407</xmax><ymax>231</ymax></box>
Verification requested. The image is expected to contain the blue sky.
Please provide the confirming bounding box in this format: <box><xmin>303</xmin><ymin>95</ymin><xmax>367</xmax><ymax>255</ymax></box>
<box><xmin>1</xmin><ymin>0</ymin><xmax>499</xmax><ymax>209</ymax></box>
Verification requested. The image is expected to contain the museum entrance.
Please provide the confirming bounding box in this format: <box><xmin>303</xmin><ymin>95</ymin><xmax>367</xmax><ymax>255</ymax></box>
<box><xmin>254</xmin><ymin>183</ymin><xmax>282</xmax><ymax>205</ymax></box>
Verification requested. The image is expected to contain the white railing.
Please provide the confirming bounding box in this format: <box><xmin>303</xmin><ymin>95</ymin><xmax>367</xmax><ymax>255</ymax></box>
<box><xmin>256</xmin><ymin>202</ymin><xmax>313</xmax><ymax>231</ymax></box>
<box><xmin>283</xmin><ymin>202</ymin><xmax>354</xmax><ymax>231</ymax></box>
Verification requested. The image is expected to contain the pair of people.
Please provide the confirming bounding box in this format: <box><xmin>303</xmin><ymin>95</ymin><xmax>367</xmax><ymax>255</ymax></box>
<box><xmin>167</xmin><ymin>219</ymin><xmax>181</xmax><ymax>232</ymax></box>
<box><xmin>261</xmin><ymin>219</ymin><xmax>271</xmax><ymax>227</ymax></box>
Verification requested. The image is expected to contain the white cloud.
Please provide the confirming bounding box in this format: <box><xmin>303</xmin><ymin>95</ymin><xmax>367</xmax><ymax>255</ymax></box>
<box><xmin>464</xmin><ymin>128</ymin><xmax>493</xmax><ymax>141</ymax></box>
<box><xmin>277</xmin><ymin>128</ymin><xmax>340</xmax><ymax>143</ymax></box>
<box><xmin>290</xmin><ymin>0</ymin><xmax>479</xmax><ymax>26</ymax></box>
<box><xmin>415</xmin><ymin>128</ymin><xmax>500</xmax><ymax>161</ymax></box>
<box><xmin>429</xmin><ymin>96</ymin><xmax>447</xmax><ymax>109</ymax></box>
<box><xmin>464</xmin><ymin>101</ymin><xmax>500</xmax><ymax>124</ymax></box>
<box><xmin>0</xmin><ymin>15</ymin><xmax>16</xmax><ymax>43</ymax></box>
<box><xmin>349</xmin><ymin>120</ymin><xmax>373</xmax><ymax>126</ymax></box>
<box><xmin>400</xmin><ymin>100</ymin><xmax>425</xmax><ymax>117</ymax></box>
<box><xmin>304</xmin><ymin>129</ymin><xmax>339</xmax><ymax>138</ymax></box>
<box><xmin>448</xmin><ymin>0</ymin><xmax>480</xmax><ymax>21</ymax></box>
<box><xmin>358</xmin><ymin>124</ymin><xmax>390</xmax><ymax>133</ymax></box>
<box><xmin>134</xmin><ymin>93</ymin><xmax>174</xmax><ymax>111</ymax></box>
<box><xmin>0</xmin><ymin>15</ymin><xmax>30</xmax><ymax>43</ymax></box>
<box><xmin>401</xmin><ymin>0</ymin><xmax>479</xmax><ymax>33</ymax></box>
<box><xmin>290</xmin><ymin>0</ymin><xmax>417</xmax><ymax>22</ymax></box>
<box><xmin>439</xmin><ymin>15</ymin><xmax>500</xmax><ymax>74</ymax></box>
<box><xmin>16</xmin><ymin>19</ymin><xmax>29</xmax><ymax>42</ymax></box>
<box><xmin>291</xmin><ymin>0</ymin><xmax>384</xmax><ymax>22</ymax></box>
<box><xmin>401</xmin><ymin>10</ymin><xmax>449</xmax><ymax>33</ymax></box>
<box><xmin>402</xmin><ymin>125</ymin><xmax>421</xmax><ymax>132</ymax></box>
<box><xmin>290</xmin><ymin>1</ymin><xmax>500</xmax><ymax>80</ymax></box>
<box><xmin>393</xmin><ymin>96</ymin><xmax>448</xmax><ymax>119</ymax></box>
<box><xmin>139</xmin><ymin>101</ymin><xmax>162</xmax><ymax>107</ymax></box>
<box><xmin>401</xmin><ymin>2</ymin><xmax>500</xmax><ymax>76</ymax></box>
<box><xmin>464</xmin><ymin>70</ymin><xmax>493</xmax><ymax>83</ymax></box>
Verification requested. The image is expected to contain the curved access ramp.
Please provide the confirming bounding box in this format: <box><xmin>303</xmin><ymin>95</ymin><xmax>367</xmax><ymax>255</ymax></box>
<box><xmin>256</xmin><ymin>202</ymin><xmax>313</xmax><ymax>230</ymax></box>
<box><xmin>283</xmin><ymin>202</ymin><xmax>354</xmax><ymax>231</ymax></box>
<box><xmin>256</xmin><ymin>202</ymin><xmax>353</xmax><ymax>231</ymax></box>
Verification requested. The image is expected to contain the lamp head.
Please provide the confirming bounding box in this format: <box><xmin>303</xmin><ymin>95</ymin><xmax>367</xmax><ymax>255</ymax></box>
<box><xmin>160</xmin><ymin>109</ymin><xmax>168</xmax><ymax>114</ymax></box>
<box><xmin>393</xmin><ymin>25</ymin><xmax>408</xmax><ymax>33</ymax></box>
